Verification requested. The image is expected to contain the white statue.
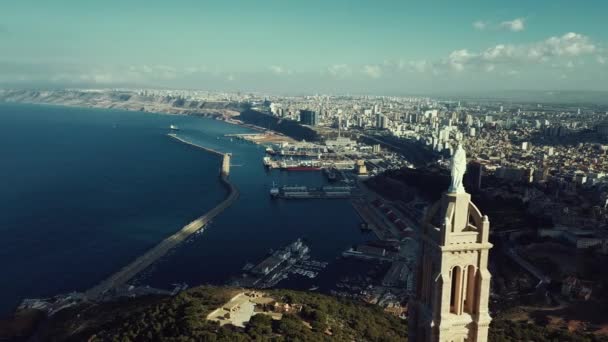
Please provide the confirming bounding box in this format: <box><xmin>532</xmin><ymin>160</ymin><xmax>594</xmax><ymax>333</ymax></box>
<box><xmin>449</xmin><ymin>143</ymin><xmax>467</xmax><ymax>193</ymax></box>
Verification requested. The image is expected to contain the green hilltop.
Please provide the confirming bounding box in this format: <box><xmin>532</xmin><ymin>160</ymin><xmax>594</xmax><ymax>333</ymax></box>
<box><xmin>4</xmin><ymin>286</ymin><xmax>608</xmax><ymax>342</ymax></box>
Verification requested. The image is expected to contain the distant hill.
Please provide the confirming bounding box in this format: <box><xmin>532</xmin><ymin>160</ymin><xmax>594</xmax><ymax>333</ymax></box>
<box><xmin>435</xmin><ymin>90</ymin><xmax>608</xmax><ymax>105</ymax></box>
<box><xmin>0</xmin><ymin>89</ymin><xmax>247</xmax><ymax>117</ymax></box>
<box><xmin>2</xmin><ymin>286</ymin><xmax>607</xmax><ymax>341</ymax></box>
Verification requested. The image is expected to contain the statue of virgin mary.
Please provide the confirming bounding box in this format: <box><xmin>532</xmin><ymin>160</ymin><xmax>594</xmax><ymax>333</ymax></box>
<box><xmin>449</xmin><ymin>143</ymin><xmax>467</xmax><ymax>193</ymax></box>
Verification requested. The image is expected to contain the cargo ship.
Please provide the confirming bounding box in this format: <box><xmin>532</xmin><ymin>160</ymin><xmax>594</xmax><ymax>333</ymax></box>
<box><xmin>286</xmin><ymin>165</ymin><xmax>321</xmax><ymax>171</ymax></box>
<box><xmin>277</xmin><ymin>147</ymin><xmax>325</xmax><ymax>157</ymax></box>
<box><xmin>270</xmin><ymin>184</ymin><xmax>353</xmax><ymax>199</ymax></box>
<box><xmin>279</xmin><ymin>159</ymin><xmax>322</xmax><ymax>171</ymax></box>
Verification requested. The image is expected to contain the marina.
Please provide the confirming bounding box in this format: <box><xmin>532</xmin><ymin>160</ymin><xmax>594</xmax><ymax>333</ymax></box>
<box><xmin>263</xmin><ymin>156</ymin><xmax>355</xmax><ymax>171</ymax></box>
<box><xmin>233</xmin><ymin>239</ymin><xmax>327</xmax><ymax>288</ymax></box>
<box><xmin>258</xmin><ymin>135</ymin><xmax>408</xmax><ymax>177</ymax></box>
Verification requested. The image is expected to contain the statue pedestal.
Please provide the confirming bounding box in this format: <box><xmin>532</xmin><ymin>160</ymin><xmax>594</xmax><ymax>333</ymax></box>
<box><xmin>441</xmin><ymin>191</ymin><xmax>471</xmax><ymax>234</ymax></box>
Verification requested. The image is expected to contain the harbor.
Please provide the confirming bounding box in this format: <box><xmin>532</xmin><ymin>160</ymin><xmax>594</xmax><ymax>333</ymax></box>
<box><xmin>258</xmin><ymin>136</ymin><xmax>411</xmax><ymax>179</ymax></box>
<box><xmin>0</xmin><ymin>105</ymin><xmax>371</xmax><ymax>316</ymax></box>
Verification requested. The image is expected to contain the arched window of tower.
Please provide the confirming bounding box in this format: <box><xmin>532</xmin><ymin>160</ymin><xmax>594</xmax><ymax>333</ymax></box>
<box><xmin>449</xmin><ymin>266</ymin><xmax>462</xmax><ymax>314</ymax></box>
<box><xmin>464</xmin><ymin>265</ymin><xmax>477</xmax><ymax>314</ymax></box>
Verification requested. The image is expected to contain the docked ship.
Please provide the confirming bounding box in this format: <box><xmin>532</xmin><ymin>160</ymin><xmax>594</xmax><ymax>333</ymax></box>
<box><xmin>286</xmin><ymin>165</ymin><xmax>321</xmax><ymax>171</ymax></box>
<box><xmin>273</xmin><ymin>143</ymin><xmax>327</xmax><ymax>157</ymax></box>
<box><xmin>263</xmin><ymin>156</ymin><xmax>272</xmax><ymax>168</ymax></box>
<box><xmin>279</xmin><ymin>159</ymin><xmax>322</xmax><ymax>171</ymax></box>
<box><xmin>270</xmin><ymin>184</ymin><xmax>353</xmax><ymax>199</ymax></box>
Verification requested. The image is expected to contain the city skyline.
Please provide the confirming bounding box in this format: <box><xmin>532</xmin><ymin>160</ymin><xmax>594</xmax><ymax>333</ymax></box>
<box><xmin>1</xmin><ymin>0</ymin><xmax>607</xmax><ymax>94</ymax></box>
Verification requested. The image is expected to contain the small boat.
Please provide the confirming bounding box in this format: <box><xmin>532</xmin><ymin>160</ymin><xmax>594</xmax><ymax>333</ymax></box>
<box><xmin>170</xmin><ymin>124</ymin><xmax>179</xmax><ymax>130</ymax></box>
<box><xmin>270</xmin><ymin>182</ymin><xmax>280</xmax><ymax>197</ymax></box>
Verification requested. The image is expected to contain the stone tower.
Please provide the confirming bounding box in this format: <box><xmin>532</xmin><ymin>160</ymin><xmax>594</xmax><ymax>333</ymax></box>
<box><xmin>409</xmin><ymin>146</ymin><xmax>492</xmax><ymax>342</ymax></box>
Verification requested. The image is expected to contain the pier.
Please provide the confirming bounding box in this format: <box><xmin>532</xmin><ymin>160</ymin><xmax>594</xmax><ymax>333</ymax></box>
<box><xmin>85</xmin><ymin>134</ymin><xmax>239</xmax><ymax>300</ymax></box>
<box><xmin>167</xmin><ymin>133</ymin><xmax>224</xmax><ymax>158</ymax></box>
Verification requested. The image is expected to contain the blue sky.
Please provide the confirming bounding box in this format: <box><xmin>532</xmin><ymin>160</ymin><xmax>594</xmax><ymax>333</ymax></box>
<box><xmin>1</xmin><ymin>0</ymin><xmax>607</xmax><ymax>94</ymax></box>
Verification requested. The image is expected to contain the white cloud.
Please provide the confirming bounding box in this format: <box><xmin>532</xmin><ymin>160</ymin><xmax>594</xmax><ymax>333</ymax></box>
<box><xmin>269</xmin><ymin>65</ymin><xmax>285</xmax><ymax>75</ymax></box>
<box><xmin>447</xmin><ymin>49</ymin><xmax>475</xmax><ymax>71</ymax></box>
<box><xmin>381</xmin><ymin>59</ymin><xmax>433</xmax><ymax>73</ymax></box>
<box><xmin>52</xmin><ymin>71</ymin><xmax>118</xmax><ymax>84</ymax></box>
<box><xmin>139</xmin><ymin>65</ymin><xmax>153</xmax><ymax>74</ymax></box>
<box><xmin>500</xmin><ymin>18</ymin><xmax>525</xmax><ymax>32</ymax></box>
<box><xmin>436</xmin><ymin>32</ymin><xmax>597</xmax><ymax>72</ymax></box>
<box><xmin>184</xmin><ymin>66</ymin><xmax>208</xmax><ymax>74</ymax></box>
<box><xmin>363</xmin><ymin>65</ymin><xmax>382</xmax><ymax>78</ymax></box>
<box><xmin>522</xmin><ymin>32</ymin><xmax>596</xmax><ymax>64</ymax></box>
<box><xmin>541</xmin><ymin>32</ymin><xmax>596</xmax><ymax>56</ymax></box>
<box><xmin>473</xmin><ymin>21</ymin><xmax>487</xmax><ymax>30</ymax></box>
<box><xmin>408</xmin><ymin>60</ymin><xmax>430</xmax><ymax>73</ymax></box>
<box><xmin>481</xmin><ymin>44</ymin><xmax>517</xmax><ymax>62</ymax></box>
<box><xmin>327</xmin><ymin>64</ymin><xmax>352</xmax><ymax>78</ymax></box>
<box><xmin>127</xmin><ymin>65</ymin><xmax>180</xmax><ymax>79</ymax></box>
<box><xmin>0</xmin><ymin>62</ymin><xmax>246</xmax><ymax>88</ymax></box>
<box><xmin>269</xmin><ymin>65</ymin><xmax>293</xmax><ymax>76</ymax></box>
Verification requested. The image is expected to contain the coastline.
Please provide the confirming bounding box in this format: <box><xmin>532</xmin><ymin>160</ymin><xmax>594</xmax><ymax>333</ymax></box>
<box><xmin>85</xmin><ymin>135</ymin><xmax>239</xmax><ymax>300</ymax></box>
<box><xmin>0</xmin><ymin>100</ymin><xmax>286</xmax><ymax>142</ymax></box>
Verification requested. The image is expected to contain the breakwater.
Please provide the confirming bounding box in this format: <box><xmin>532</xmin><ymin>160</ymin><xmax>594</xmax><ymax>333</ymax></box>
<box><xmin>85</xmin><ymin>135</ymin><xmax>239</xmax><ymax>300</ymax></box>
<box><xmin>167</xmin><ymin>133</ymin><xmax>224</xmax><ymax>155</ymax></box>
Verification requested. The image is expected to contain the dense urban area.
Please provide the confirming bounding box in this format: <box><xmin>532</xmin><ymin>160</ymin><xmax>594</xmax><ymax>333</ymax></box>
<box><xmin>2</xmin><ymin>88</ymin><xmax>608</xmax><ymax>340</ymax></box>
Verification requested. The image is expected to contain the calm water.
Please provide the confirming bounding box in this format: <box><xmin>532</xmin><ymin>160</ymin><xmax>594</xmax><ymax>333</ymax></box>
<box><xmin>0</xmin><ymin>103</ymin><xmax>368</xmax><ymax>314</ymax></box>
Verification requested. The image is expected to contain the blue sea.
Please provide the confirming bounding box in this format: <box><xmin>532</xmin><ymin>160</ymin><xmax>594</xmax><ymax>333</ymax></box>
<box><xmin>0</xmin><ymin>103</ymin><xmax>369</xmax><ymax>315</ymax></box>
